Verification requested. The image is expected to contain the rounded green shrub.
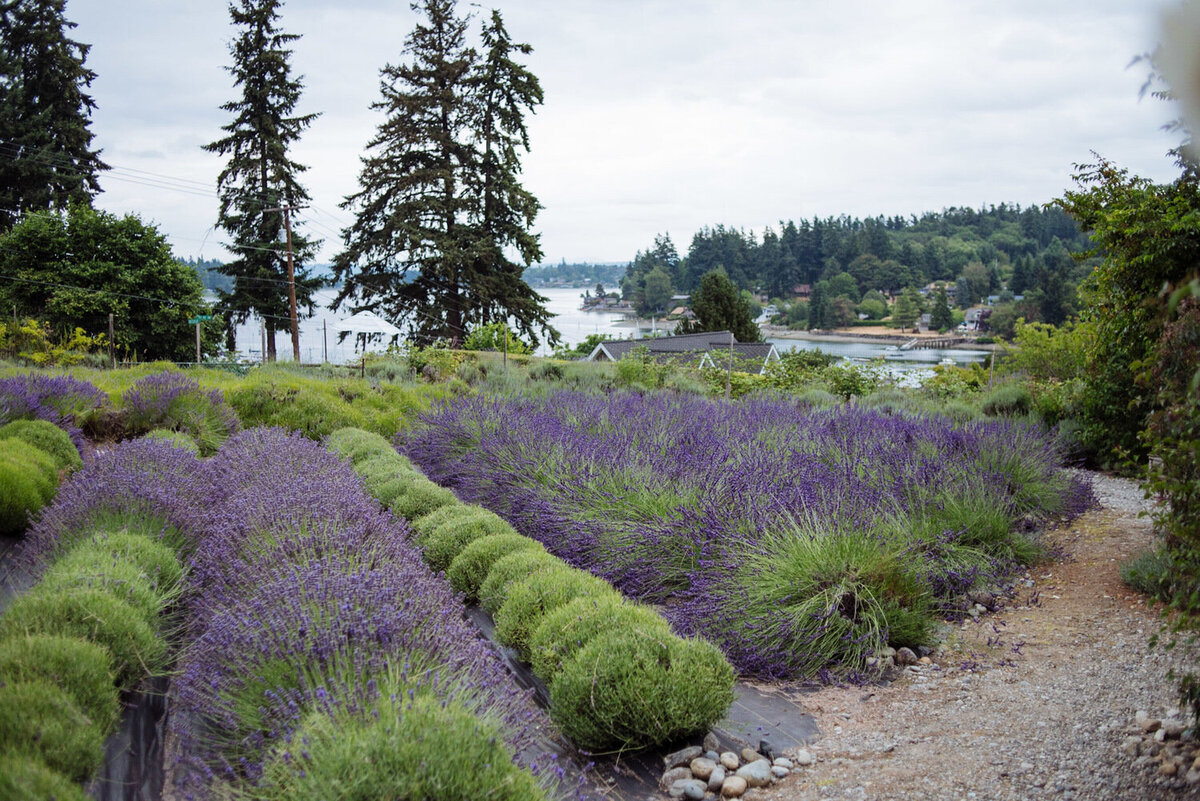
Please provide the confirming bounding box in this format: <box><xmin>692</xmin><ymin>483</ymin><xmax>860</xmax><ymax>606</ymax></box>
<box><xmin>0</xmin><ymin>419</ymin><xmax>81</xmax><ymax>472</ymax></box>
<box><xmin>362</xmin><ymin>471</ymin><xmax>419</xmax><ymax>508</ymax></box>
<box><xmin>257</xmin><ymin>694</ymin><xmax>546</xmax><ymax>801</ymax></box>
<box><xmin>0</xmin><ymin>680</ymin><xmax>105</xmax><ymax>782</ymax></box>
<box><xmin>446</xmin><ymin>534</ymin><xmax>545</xmax><ymax>601</ymax></box>
<box><xmin>142</xmin><ymin>427</ymin><xmax>200</xmax><ymax>455</ymax></box>
<box><xmin>326</xmin><ymin>427</ymin><xmax>399</xmax><ymax>466</ymax></box>
<box><xmin>387</xmin><ymin>478</ymin><xmax>458</xmax><ymax>522</ymax></box>
<box><xmin>39</xmin><ymin>558</ymin><xmax>169</xmax><ymax>622</ymax></box>
<box><xmin>70</xmin><ymin>529</ymin><xmax>184</xmax><ymax>590</ymax></box>
<box><xmin>549</xmin><ymin>625</ymin><xmax>735</xmax><ymax>752</ymax></box>
<box><xmin>0</xmin><ymin>754</ymin><xmax>90</xmax><ymax>801</ymax></box>
<box><xmin>0</xmin><ymin>587</ymin><xmax>167</xmax><ymax>686</ymax></box>
<box><xmin>0</xmin><ymin>634</ymin><xmax>120</xmax><ymax>734</ymax></box>
<box><xmin>494</xmin><ymin>568</ymin><xmax>618</xmax><ymax>659</ymax></box>
<box><xmin>409</xmin><ymin>503</ymin><xmax>480</xmax><ymax>544</ymax></box>
<box><xmin>477</xmin><ymin>550</ymin><xmax>564</xmax><ymax>615</ymax></box>
<box><xmin>0</xmin><ymin>438</ymin><xmax>58</xmax><ymax>535</ymax></box>
<box><xmin>981</xmin><ymin>383</ymin><xmax>1033</xmax><ymax>417</ymax></box>
<box><xmin>422</xmin><ymin>510</ymin><xmax>518</xmax><ymax>572</ymax></box>
<box><xmin>356</xmin><ymin>452</ymin><xmax>417</xmax><ymax>493</ymax></box>
<box><xmin>529</xmin><ymin>595</ymin><xmax>672</xmax><ymax>684</ymax></box>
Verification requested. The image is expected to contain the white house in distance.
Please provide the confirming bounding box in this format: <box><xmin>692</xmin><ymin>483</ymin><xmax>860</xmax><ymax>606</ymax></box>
<box><xmin>585</xmin><ymin>331</ymin><xmax>781</xmax><ymax>375</ymax></box>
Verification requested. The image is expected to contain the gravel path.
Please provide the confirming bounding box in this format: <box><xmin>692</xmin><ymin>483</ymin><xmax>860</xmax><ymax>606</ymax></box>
<box><xmin>741</xmin><ymin>471</ymin><xmax>1198</xmax><ymax>801</ymax></box>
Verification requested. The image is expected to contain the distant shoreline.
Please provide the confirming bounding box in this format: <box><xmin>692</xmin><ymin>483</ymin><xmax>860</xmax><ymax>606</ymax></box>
<box><xmin>762</xmin><ymin>325</ymin><xmax>997</xmax><ymax>350</ymax></box>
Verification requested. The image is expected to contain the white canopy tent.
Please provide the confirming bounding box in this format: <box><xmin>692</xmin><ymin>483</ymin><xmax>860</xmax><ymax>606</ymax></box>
<box><xmin>332</xmin><ymin>311</ymin><xmax>403</xmax><ymax>363</ymax></box>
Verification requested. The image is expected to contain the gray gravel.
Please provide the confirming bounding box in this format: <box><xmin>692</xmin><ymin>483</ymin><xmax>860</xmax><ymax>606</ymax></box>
<box><xmin>745</xmin><ymin>471</ymin><xmax>1199</xmax><ymax>801</ymax></box>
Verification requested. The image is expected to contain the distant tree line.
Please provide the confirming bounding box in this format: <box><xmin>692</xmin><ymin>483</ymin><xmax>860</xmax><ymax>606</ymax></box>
<box><xmin>522</xmin><ymin>261</ymin><xmax>626</xmax><ymax>288</ymax></box>
<box><xmin>622</xmin><ymin>204</ymin><xmax>1094</xmax><ymax>337</ymax></box>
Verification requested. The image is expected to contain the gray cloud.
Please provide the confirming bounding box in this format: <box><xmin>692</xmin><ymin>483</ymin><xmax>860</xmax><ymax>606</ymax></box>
<box><xmin>66</xmin><ymin>0</ymin><xmax>1180</xmax><ymax>264</ymax></box>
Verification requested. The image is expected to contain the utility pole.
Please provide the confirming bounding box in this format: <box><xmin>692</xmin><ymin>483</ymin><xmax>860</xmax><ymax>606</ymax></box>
<box><xmin>264</xmin><ymin>204</ymin><xmax>303</xmax><ymax>363</ymax></box>
<box><xmin>725</xmin><ymin>330</ymin><xmax>733</xmax><ymax>401</ymax></box>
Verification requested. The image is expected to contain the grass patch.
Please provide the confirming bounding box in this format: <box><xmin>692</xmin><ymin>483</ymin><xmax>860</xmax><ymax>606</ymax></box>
<box><xmin>0</xmin><ymin>438</ymin><xmax>58</xmax><ymax>535</ymax></box>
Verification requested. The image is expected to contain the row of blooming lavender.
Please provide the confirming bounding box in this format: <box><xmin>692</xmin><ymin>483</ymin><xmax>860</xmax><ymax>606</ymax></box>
<box><xmin>3</xmin><ymin>414</ymin><xmax>557</xmax><ymax>798</ymax></box>
<box><xmin>328</xmin><ymin>427</ymin><xmax>736</xmax><ymax>752</ymax></box>
<box><xmin>402</xmin><ymin>391</ymin><xmax>1096</xmax><ymax>680</ymax></box>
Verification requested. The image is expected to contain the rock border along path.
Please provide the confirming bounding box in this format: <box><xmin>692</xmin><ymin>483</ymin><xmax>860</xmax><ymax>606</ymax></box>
<box><xmin>714</xmin><ymin>471</ymin><xmax>1198</xmax><ymax>801</ymax></box>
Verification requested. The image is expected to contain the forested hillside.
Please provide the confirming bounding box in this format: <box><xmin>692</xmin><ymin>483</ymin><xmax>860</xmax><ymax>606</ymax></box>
<box><xmin>622</xmin><ymin>204</ymin><xmax>1094</xmax><ymax>335</ymax></box>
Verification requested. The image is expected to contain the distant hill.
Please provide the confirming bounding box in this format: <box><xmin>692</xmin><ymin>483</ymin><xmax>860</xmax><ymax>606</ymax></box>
<box><xmin>524</xmin><ymin>261</ymin><xmax>626</xmax><ymax>288</ymax></box>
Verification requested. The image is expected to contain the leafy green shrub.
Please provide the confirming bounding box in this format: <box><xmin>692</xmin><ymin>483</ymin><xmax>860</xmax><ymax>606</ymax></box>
<box><xmin>494</xmin><ymin>568</ymin><xmax>618</xmax><ymax>659</ymax></box>
<box><xmin>0</xmin><ymin>680</ymin><xmax>104</xmax><ymax>782</ymax></box>
<box><xmin>0</xmin><ymin>754</ymin><xmax>89</xmax><ymax>801</ymax></box>
<box><xmin>142</xmin><ymin>427</ymin><xmax>200</xmax><ymax>455</ymax></box>
<box><xmin>915</xmin><ymin>492</ymin><xmax>1043</xmax><ymax>564</ymax></box>
<box><xmin>387</xmin><ymin>478</ymin><xmax>458</xmax><ymax>522</ymax></box>
<box><xmin>70</xmin><ymin>528</ymin><xmax>184</xmax><ymax>589</ymax></box>
<box><xmin>0</xmin><ymin>419</ymin><xmax>81</xmax><ymax>472</ymax></box>
<box><xmin>446</xmin><ymin>534</ymin><xmax>545</xmax><ymax>601</ymax></box>
<box><xmin>39</xmin><ymin>558</ymin><xmax>171</xmax><ymax>622</ymax></box>
<box><xmin>0</xmin><ymin>634</ymin><xmax>119</xmax><ymax>734</ymax></box>
<box><xmin>1121</xmin><ymin>547</ymin><xmax>1175</xmax><ymax>600</ymax></box>
<box><xmin>423</xmin><ymin>509</ymin><xmax>518</xmax><ymax>572</ymax></box>
<box><xmin>477</xmin><ymin>550</ymin><xmax>563</xmax><ymax>615</ymax></box>
<box><xmin>795</xmin><ymin>387</ymin><xmax>839</xmax><ymax>408</ymax></box>
<box><xmin>0</xmin><ymin>588</ymin><xmax>167</xmax><ymax>685</ymax></box>
<box><xmin>529</xmin><ymin>361</ymin><xmax>564</xmax><ymax>381</ymax></box>
<box><xmin>0</xmin><ymin>438</ymin><xmax>58</xmax><ymax>535</ymax></box>
<box><xmin>981</xmin><ymin>383</ymin><xmax>1033</xmax><ymax>417</ymax></box>
<box><xmin>939</xmin><ymin>399</ymin><xmax>981</xmax><ymax>424</ymax></box>
<box><xmin>227</xmin><ymin>379</ymin><xmax>366</xmax><ymax>440</ymax></box>
<box><xmin>549</xmin><ymin>625</ymin><xmax>735</xmax><ymax>751</ymax></box>
<box><xmin>256</xmin><ymin>694</ymin><xmax>546</xmax><ymax>801</ymax></box>
<box><xmin>529</xmin><ymin>595</ymin><xmax>671</xmax><ymax>683</ymax></box>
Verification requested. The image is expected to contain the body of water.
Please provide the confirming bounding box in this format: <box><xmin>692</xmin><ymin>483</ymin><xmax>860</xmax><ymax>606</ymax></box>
<box><xmin>219</xmin><ymin>286</ymin><xmax>989</xmax><ymax>371</ymax></box>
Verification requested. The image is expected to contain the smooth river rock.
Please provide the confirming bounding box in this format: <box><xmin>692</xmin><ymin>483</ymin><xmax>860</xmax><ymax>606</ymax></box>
<box><xmin>719</xmin><ymin>752</ymin><xmax>740</xmax><ymax>771</ymax></box>
<box><xmin>708</xmin><ymin>765</ymin><xmax>727</xmax><ymax>792</ymax></box>
<box><xmin>735</xmin><ymin>759</ymin><xmax>773</xmax><ymax>788</ymax></box>
<box><xmin>721</xmin><ymin>775</ymin><xmax>748</xmax><ymax>798</ymax></box>
<box><xmin>665</xmin><ymin>745</ymin><xmax>704</xmax><ymax>769</ymax></box>
<box><xmin>690</xmin><ymin>757</ymin><xmax>716</xmax><ymax>781</ymax></box>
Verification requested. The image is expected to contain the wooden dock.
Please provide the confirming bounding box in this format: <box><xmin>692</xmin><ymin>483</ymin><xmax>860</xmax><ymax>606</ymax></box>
<box><xmin>900</xmin><ymin>336</ymin><xmax>969</xmax><ymax>350</ymax></box>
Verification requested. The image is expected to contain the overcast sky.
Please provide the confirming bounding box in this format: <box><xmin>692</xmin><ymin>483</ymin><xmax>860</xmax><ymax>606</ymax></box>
<box><xmin>68</xmin><ymin>0</ymin><xmax>1181</xmax><ymax>265</ymax></box>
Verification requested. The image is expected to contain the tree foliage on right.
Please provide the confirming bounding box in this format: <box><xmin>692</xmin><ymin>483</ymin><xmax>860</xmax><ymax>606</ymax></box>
<box><xmin>0</xmin><ymin>0</ymin><xmax>107</xmax><ymax>231</ymax></box>
<box><xmin>333</xmin><ymin>0</ymin><xmax>554</xmax><ymax>348</ymax></box>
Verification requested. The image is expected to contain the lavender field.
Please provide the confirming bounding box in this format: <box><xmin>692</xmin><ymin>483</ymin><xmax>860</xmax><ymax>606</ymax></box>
<box><xmin>404</xmin><ymin>391</ymin><xmax>1095</xmax><ymax>679</ymax></box>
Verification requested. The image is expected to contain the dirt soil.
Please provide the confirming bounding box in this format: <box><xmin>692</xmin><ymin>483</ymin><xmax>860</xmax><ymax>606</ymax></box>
<box><xmin>744</xmin><ymin>472</ymin><xmax>1197</xmax><ymax>801</ymax></box>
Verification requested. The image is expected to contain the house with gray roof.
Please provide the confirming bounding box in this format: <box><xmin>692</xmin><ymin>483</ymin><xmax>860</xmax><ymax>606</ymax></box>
<box><xmin>586</xmin><ymin>331</ymin><xmax>781</xmax><ymax>375</ymax></box>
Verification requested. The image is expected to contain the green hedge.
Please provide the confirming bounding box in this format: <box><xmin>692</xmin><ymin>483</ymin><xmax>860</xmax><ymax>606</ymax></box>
<box><xmin>477</xmin><ymin>550</ymin><xmax>564</xmax><ymax>615</ymax></box>
<box><xmin>529</xmin><ymin>595</ymin><xmax>670</xmax><ymax>682</ymax></box>
<box><xmin>0</xmin><ymin>680</ymin><xmax>105</xmax><ymax>782</ymax></box>
<box><xmin>0</xmin><ymin>419</ymin><xmax>81</xmax><ymax>472</ymax></box>
<box><xmin>423</xmin><ymin>510</ymin><xmax>518</xmax><ymax>573</ymax></box>
<box><xmin>494</xmin><ymin>569</ymin><xmax>618</xmax><ymax>659</ymax></box>
<box><xmin>0</xmin><ymin>754</ymin><xmax>90</xmax><ymax>801</ymax></box>
<box><xmin>549</xmin><ymin>625</ymin><xmax>735</xmax><ymax>751</ymax></box>
<box><xmin>0</xmin><ymin>634</ymin><xmax>120</xmax><ymax>736</ymax></box>
<box><xmin>0</xmin><ymin>438</ymin><xmax>59</xmax><ymax>535</ymax></box>
<box><xmin>446</xmin><ymin>534</ymin><xmax>545</xmax><ymax>601</ymax></box>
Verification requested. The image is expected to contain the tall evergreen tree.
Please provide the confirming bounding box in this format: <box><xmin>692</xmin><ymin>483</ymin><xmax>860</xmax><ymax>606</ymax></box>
<box><xmin>205</xmin><ymin>0</ymin><xmax>321</xmax><ymax>361</ymax></box>
<box><xmin>0</xmin><ymin>0</ymin><xmax>107</xmax><ymax>230</ymax></box>
<box><xmin>334</xmin><ymin>0</ymin><xmax>552</xmax><ymax>347</ymax></box>
<box><xmin>679</xmin><ymin>269</ymin><xmax>761</xmax><ymax>342</ymax></box>
<box><xmin>930</xmin><ymin>285</ymin><xmax>954</xmax><ymax>331</ymax></box>
<box><xmin>461</xmin><ymin>9</ymin><xmax>553</xmax><ymax>344</ymax></box>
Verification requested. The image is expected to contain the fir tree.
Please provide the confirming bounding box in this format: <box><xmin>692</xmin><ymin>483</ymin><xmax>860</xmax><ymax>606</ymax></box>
<box><xmin>930</xmin><ymin>285</ymin><xmax>954</xmax><ymax>331</ymax></box>
<box><xmin>0</xmin><ymin>0</ymin><xmax>107</xmax><ymax>230</ymax></box>
<box><xmin>333</xmin><ymin>0</ymin><xmax>552</xmax><ymax>346</ymax></box>
<box><xmin>204</xmin><ymin>0</ymin><xmax>321</xmax><ymax>361</ymax></box>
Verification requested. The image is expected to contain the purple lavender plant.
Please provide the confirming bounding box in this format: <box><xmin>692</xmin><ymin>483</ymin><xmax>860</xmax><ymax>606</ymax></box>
<box><xmin>169</xmin><ymin>427</ymin><xmax>546</xmax><ymax>795</ymax></box>
<box><xmin>0</xmin><ymin>372</ymin><xmax>106</xmax><ymax>455</ymax></box>
<box><xmin>401</xmin><ymin>391</ymin><xmax>1096</xmax><ymax>678</ymax></box>
<box><xmin>122</xmin><ymin>371</ymin><xmax>238</xmax><ymax>453</ymax></box>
